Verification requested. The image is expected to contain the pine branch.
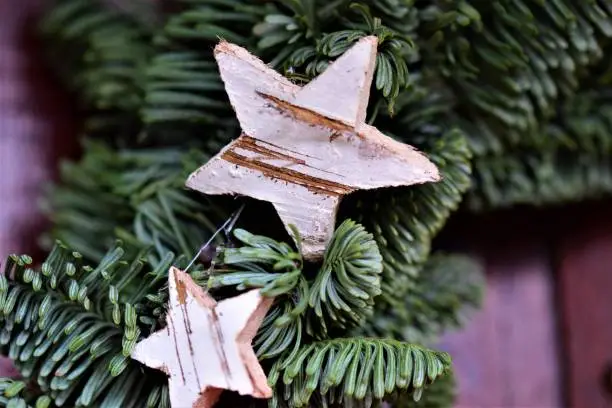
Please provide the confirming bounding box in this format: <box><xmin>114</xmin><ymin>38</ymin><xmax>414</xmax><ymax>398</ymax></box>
<box><xmin>468</xmin><ymin>85</ymin><xmax>612</xmax><ymax>209</ymax></box>
<box><xmin>31</xmin><ymin>1</ymin><xmax>612</xmax><ymax>406</ymax></box>
<box><xmin>308</xmin><ymin>220</ymin><xmax>382</xmax><ymax>338</ymax></box>
<box><xmin>255</xmin><ymin>1</ymin><xmax>416</xmax><ymax>112</ymax></box>
<box><xmin>140</xmin><ymin>0</ymin><xmax>265</xmax><ymax>146</ymax></box>
<box><xmin>468</xmin><ymin>147</ymin><xmax>612</xmax><ymax>210</ymax></box>
<box><xmin>349</xmin><ymin>127</ymin><xmax>473</xmax><ymax>309</ymax></box>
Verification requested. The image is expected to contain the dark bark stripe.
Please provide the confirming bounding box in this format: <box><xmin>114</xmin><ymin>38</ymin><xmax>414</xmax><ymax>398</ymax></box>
<box><xmin>210</xmin><ymin>309</ymin><xmax>232</xmax><ymax>379</ymax></box>
<box><xmin>168</xmin><ymin>313</ymin><xmax>187</xmax><ymax>384</ymax></box>
<box><xmin>237</xmin><ymin>135</ymin><xmax>345</xmax><ymax>178</ymax></box>
<box><xmin>235</xmin><ymin>135</ymin><xmax>307</xmax><ymax>166</ymax></box>
<box><xmin>259</xmin><ymin>92</ymin><xmax>360</xmax><ymax>136</ymax></box>
<box><xmin>221</xmin><ymin>148</ymin><xmax>353</xmax><ymax>195</ymax></box>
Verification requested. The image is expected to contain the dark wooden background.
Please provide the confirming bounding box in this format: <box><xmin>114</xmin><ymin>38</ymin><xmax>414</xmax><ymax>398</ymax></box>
<box><xmin>438</xmin><ymin>204</ymin><xmax>612</xmax><ymax>407</ymax></box>
<box><xmin>2</xmin><ymin>1</ymin><xmax>612</xmax><ymax>406</ymax></box>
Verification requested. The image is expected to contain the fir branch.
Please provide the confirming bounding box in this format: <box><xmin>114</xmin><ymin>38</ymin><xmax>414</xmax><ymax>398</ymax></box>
<box><xmin>140</xmin><ymin>0</ymin><xmax>265</xmax><ymax>145</ymax></box>
<box><xmin>255</xmin><ymin>1</ymin><xmax>416</xmax><ymax>111</ymax></box>
<box><xmin>0</xmin><ymin>378</ymin><xmax>54</xmax><ymax>408</ymax></box>
<box><xmin>388</xmin><ymin>370</ymin><xmax>456</xmax><ymax>408</ymax></box>
<box><xmin>307</xmin><ymin>220</ymin><xmax>383</xmax><ymax>338</ymax></box>
<box><xmin>210</xmin><ymin>227</ymin><xmax>308</xmax><ymax>360</ymax></box>
<box><xmin>468</xmin><ymin>148</ymin><xmax>612</xmax><ymax>210</ymax></box>
<box><xmin>468</xmin><ymin>85</ymin><xmax>612</xmax><ymax>209</ymax></box>
<box><xmin>44</xmin><ymin>141</ymin><xmax>226</xmax><ymax>265</ymax></box>
<box><xmin>268</xmin><ymin>338</ymin><xmax>451</xmax><ymax>408</ymax></box>
<box><xmin>0</xmin><ymin>244</ymin><xmax>184</xmax><ymax>407</ymax></box>
<box><xmin>40</xmin><ymin>0</ymin><xmax>153</xmax><ymax>137</ymax></box>
<box><xmin>337</xmin><ymin>76</ymin><xmax>473</xmax><ymax>311</ymax></box>
<box><xmin>418</xmin><ymin>0</ymin><xmax>612</xmax><ymax>155</ymax></box>
<box><xmin>208</xmin><ymin>220</ymin><xmax>383</xmax><ymax>359</ymax></box>
<box><xmin>351</xmin><ymin>128</ymin><xmax>473</xmax><ymax>308</ymax></box>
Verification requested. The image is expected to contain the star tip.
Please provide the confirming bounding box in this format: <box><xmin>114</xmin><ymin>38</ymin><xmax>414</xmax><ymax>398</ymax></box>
<box><xmin>169</xmin><ymin>267</ymin><xmax>192</xmax><ymax>286</ymax></box>
<box><xmin>214</xmin><ymin>40</ymin><xmax>238</xmax><ymax>56</ymax></box>
<box><xmin>429</xmin><ymin>166</ymin><xmax>443</xmax><ymax>182</ymax></box>
<box><xmin>169</xmin><ymin>265</ymin><xmax>183</xmax><ymax>274</ymax></box>
<box><xmin>361</xmin><ymin>35</ymin><xmax>378</xmax><ymax>44</ymax></box>
<box><xmin>259</xmin><ymin>388</ymin><xmax>273</xmax><ymax>399</ymax></box>
<box><xmin>358</xmin><ymin>35</ymin><xmax>379</xmax><ymax>50</ymax></box>
<box><xmin>214</xmin><ymin>40</ymin><xmax>228</xmax><ymax>52</ymax></box>
<box><xmin>184</xmin><ymin>172</ymin><xmax>197</xmax><ymax>188</ymax></box>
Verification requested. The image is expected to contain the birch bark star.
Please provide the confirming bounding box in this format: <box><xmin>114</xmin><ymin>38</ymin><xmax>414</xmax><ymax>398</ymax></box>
<box><xmin>186</xmin><ymin>36</ymin><xmax>440</xmax><ymax>261</ymax></box>
<box><xmin>131</xmin><ymin>267</ymin><xmax>273</xmax><ymax>408</ymax></box>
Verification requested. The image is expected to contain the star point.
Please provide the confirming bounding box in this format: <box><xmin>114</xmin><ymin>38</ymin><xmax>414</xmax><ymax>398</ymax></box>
<box><xmin>187</xmin><ymin>37</ymin><xmax>440</xmax><ymax>260</ymax></box>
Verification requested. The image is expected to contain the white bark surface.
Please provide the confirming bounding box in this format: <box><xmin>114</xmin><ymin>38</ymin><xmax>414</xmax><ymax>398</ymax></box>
<box><xmin>131</xmin><ymin>267</ymin><xmax>273</xmax><ymax>408</ymax></box>
<box><xmin>186</xmin><ymin>36</ymin><xmax>440</xmax><ymax>260</ymax></box>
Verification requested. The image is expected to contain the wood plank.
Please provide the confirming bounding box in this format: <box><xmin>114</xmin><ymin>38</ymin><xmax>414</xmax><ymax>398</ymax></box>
<box><xmin>439</xmin><ymin>245</ymin><xmax>562</xmax><ymax>407</ymax></box>
<box><xmin>556</xmin><ymin>204</ymin><xmax>612</xmax><ymax>407</ymax></box>
<box><xmin>438</xmin><ymin>209</ymin><xmax>562</xmax><ymax>407</ymax></box>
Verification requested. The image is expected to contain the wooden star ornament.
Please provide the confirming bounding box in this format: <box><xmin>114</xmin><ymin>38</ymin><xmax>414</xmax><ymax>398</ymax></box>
<box><xmin>131</xmin><ymin>267</ymin><xmax>273</xmax><ymax>408</ymax></box>
<box><xmin>186</xmin><ymin>36</ymin><xmax>440</xmax><ymax>261</ymax></box>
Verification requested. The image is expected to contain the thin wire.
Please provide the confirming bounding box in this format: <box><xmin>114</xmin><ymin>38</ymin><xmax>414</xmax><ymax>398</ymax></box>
<box><xmin>184</xmin><ymin>203</ymin><xmax>245</xmax><ymax>272</ymax></box>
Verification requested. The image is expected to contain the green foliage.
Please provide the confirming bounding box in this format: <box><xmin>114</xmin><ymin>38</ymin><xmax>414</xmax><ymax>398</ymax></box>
<box><xmin>209</xmin><ymin>220</ymin><xmax>383</xmax><ymax>360</ymax></box>
<box><xmin>0</xmin><ymin>244</ymin><xmax>177</xmax><ymax>407</ymax></box>
<box><xmin>468</xmin><ymin>85</ymin><xmax>612</xmax><ymax>209</ymax></box>
<box><xmin>351</xmin><ymin>129</ymin><xmax>473</xmax><ymax>311</ymax></box>
<box><xmin>389</xmin><ymin>370</ymin><xmax>456</xmax><ymax>408</ymax></box>
<box><xmin>1</xmin><ymin>379</ymin><xmax>54</xmax><ymax>408</ymax></box>
<box><xmin>253</xmin><ymin>1</ymin><xmax>417</xmax><ymax>113</ymax></box>
<box><xmin>308</xmin><ymin>220</ymin><xmax>383</xmax><ymax>337</ymax></box>
<box><xmin>42</xmin><ymin>0</ymin><xmax>612</xmax><ymax>210</ymax></box>
<box><xmin>40</xmin><ymin>0</ymin><xmax>153</xmax><ymax>136</ymax></box>
<box><xmin>268</xmin><ymin>338</ymin><xmax>451</xmax><ymax>408</ymax></box>
<box><xmin>265</xmin><ymin>3</ymin><xmax>415</xmax><ymax>112</ymax></box>
<box><xmin>26</xmin><ymin>0</ymin><xmax>612</xmax><ymax>406</ymax></box>
<box><xmin>2</xmin><ymin>225</ymin><xmax>453</xmax><ymax>407</ymax></box>
<box><xmin>1</xmin><ymin>233</ymin><xmax>251</xmax><ymax>407</ymax></box>
<box><xmin>140</xmin><ymin>0</ymin><xmax>264</xmax><ymax>146</ymax></box>
<box><xmin>44</xmin><ymin>141</ymin><xmax>226</xmax><ymax>264</ymax></box>
<box><xmin>418</xmin><ymin>0</ymin><xmax>612</xmax><ymax>153</ymax></box>
<box><xmin>413</xmin><ymin>1</ymin><xmax>612</xmax><ymax>209</ymax></box>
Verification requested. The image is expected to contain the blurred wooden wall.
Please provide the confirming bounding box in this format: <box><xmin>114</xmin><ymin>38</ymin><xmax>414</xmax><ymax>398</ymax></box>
<box><xmin>437</xmin><ymin>203</ymin><xmax>612</xmax><ymax>407</ymax></box>
<box><xmin>2</xmin><ymin>2</ymin><xmax>612</xmax><ymax>407</ymax></box>
<box><xmin>0</xmin><ymin>0</ymin><xmax>77</xmax><ymax>377</ymax></box>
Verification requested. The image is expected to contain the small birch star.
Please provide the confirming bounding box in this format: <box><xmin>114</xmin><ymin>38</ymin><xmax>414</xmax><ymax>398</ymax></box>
<box><xmin>131</xmin><ymin>267</ymin><xmax>273</xmax><ymax>408</ymax></box>
<box><xmin>186</xmin><ymin>36</ymin><xmax>440</xmax><ymax>260</ymax></box>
